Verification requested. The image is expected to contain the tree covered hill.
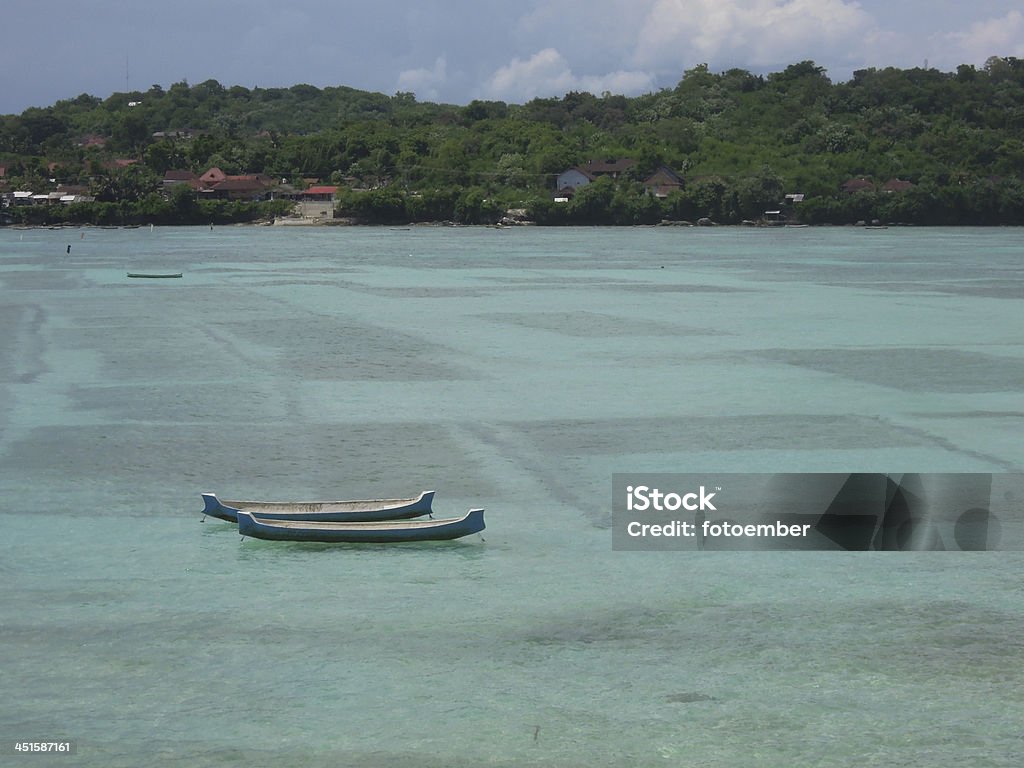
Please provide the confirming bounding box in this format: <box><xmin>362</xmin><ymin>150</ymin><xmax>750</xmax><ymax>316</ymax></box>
<box><xmin>2</xmin><ymin>57</ymin><xmax>1024</xmax><ymax>225</ymax></box>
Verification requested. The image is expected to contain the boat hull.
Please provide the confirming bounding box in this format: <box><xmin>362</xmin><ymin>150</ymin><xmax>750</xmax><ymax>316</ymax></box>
<box><xmin>236</xmin><ymin>508</ymin><xmax>485</xmax><ymax>543</ymax></box>
<box><xmin>200</xmin><ymin>491</ymin><xmax>435</xmax><ymax>523</ymax></box>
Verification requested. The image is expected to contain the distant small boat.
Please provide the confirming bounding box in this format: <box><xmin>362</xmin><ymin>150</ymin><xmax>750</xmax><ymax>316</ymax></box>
<box><xmin>200</xmin><ymin>490</ymin><xmax>435</xmax><ymax>523</ymax></box>
<box><xmin>127</xmin><ymin>272</ymin><xmax>182</xmax><ymax>279</ymax></box>
<box><xmin>236</xmin><ymin>507</ymin><xmax>485</xmax><ymax>543</ymax></box>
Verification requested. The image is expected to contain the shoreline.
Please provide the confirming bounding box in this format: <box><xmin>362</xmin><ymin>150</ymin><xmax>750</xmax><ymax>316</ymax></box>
<box><xmin>6</xmin><ymin>217</ymin><xmax>1024</xmax><ymax>231</ymax></box>
<box><xmin>7</xmin><ymin>220</ymin><xmax>1023</xmax><ymax>230</ymax></box>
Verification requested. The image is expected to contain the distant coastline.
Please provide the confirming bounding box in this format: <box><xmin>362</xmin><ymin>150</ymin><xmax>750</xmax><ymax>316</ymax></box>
<box><xmin>5</xmin><ymin>218</ymin><xmax>1022</xmax><ymax>230</ymax></box>
<box><xmin>2</xmin><ymin>60</ymin><xmax>1023</xmax><ymax>228</ymax></box>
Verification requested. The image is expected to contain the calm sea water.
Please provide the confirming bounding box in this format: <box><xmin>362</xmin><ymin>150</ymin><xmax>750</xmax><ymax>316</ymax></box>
<box><xmin>1</xmin><ymin>224</ymin><xmax>1022</xmax><ymax>767</ymax></box>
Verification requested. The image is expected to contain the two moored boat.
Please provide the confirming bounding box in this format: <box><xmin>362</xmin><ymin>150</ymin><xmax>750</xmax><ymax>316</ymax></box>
<box><xmin>200</xmin><ymin>490</ymin><xmax>485</xmax><ymax>543</ymax></box>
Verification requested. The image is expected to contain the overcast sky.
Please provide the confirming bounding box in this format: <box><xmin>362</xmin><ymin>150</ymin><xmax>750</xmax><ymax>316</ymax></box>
<box><xmin>2</xmin><ymin>0</ymin><xmax>1023</xmax><ymax>114</ymax></box>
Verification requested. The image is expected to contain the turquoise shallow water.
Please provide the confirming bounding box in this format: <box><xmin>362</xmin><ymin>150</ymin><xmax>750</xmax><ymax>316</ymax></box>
<box><xmin>1</xmin><ymin>224</ymin><xmax>1023</xmax><ymax>766</ymax></box>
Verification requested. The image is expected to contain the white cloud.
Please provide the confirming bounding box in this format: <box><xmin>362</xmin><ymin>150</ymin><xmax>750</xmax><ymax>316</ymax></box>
<box><xmin>633</xmin><ymin>0</ymin><xmax>875</xmax><ymax>70</ymax></box>
<box><xmin>482</xmin><ymin>48</ymin><xmax>654</xmax><ymax>101</ymax></box>
<box><xmin>397</xmin><ymin>56</ymin><xmax>447</xmax><ymax>101</ymax></box>
<box><xmin>942</xmin><ymin>10</ymin><xmax>1024</xmax><ymax>65</ymax></box>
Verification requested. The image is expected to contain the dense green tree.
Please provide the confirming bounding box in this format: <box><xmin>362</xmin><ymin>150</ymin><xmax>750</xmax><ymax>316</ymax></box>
<box><xmin>90</xmin><ymin>165</ymin><xmax>160</xmax><ymax>202</ymax></box>
<box><xmin>453</xmin><ymin>187</ymin><xmax>503</xmax><ymax>223</ymax></box>
<box><xmin>4</xmin><ymin>58</ymin><xmax>1024</xmax><ymax>225</ymax></box>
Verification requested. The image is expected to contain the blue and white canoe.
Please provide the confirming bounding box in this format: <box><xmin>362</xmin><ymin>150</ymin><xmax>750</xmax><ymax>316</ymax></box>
<box><xmin>200</xmin><ymin>490</ymin><xmax>435</xmax><ymax>523</ymax></box>
<box><xmin>236</xmin><ymin>508</ymin><xmax>485</xmax><ymax>543</ymax></box>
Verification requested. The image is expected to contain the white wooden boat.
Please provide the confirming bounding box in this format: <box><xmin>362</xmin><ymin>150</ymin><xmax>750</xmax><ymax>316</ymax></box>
<box><xmin>200</xmin><ymin>490</ymin><xmax>435</xmax><ymax>523</ymax></box>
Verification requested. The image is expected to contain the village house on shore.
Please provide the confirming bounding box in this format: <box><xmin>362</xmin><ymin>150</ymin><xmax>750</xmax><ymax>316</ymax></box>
<box><xmin>553</xmin><ymin>158</ymin><xmax>685</xmax><ymax>202</ymax></box>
